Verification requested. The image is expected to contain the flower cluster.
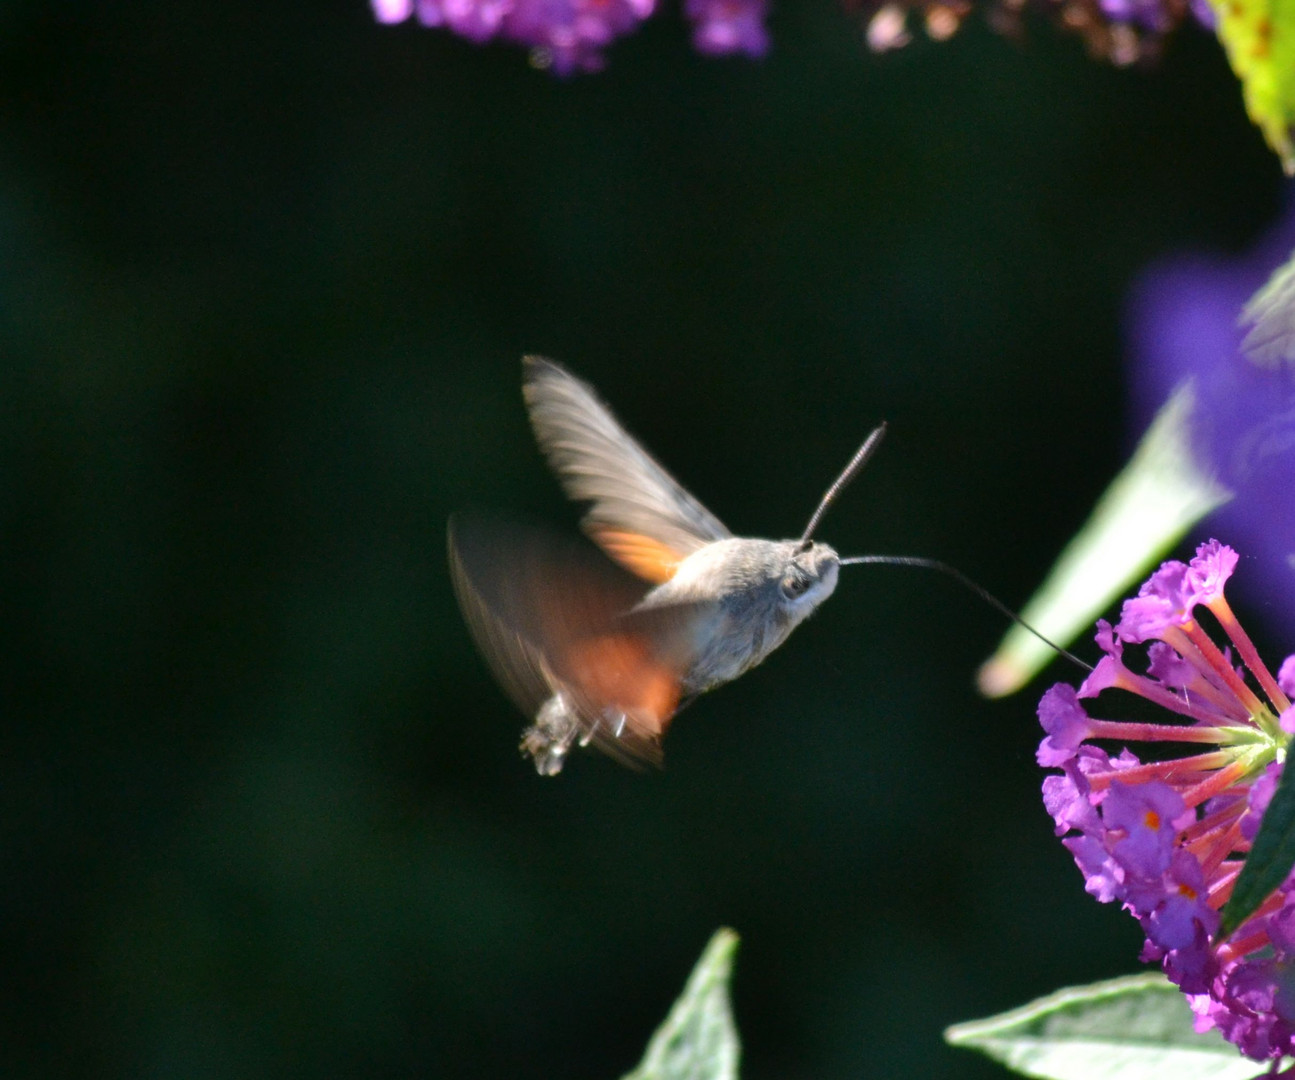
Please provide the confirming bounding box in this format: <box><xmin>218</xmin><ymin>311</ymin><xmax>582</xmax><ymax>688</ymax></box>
<box><xmin>847</xmin><ymin>0</ymin><xmax>1213</xmax><ymax>65</ymax></box>
<box><xmin>371</xmin><ymin>0</ymin><xmax>769</xmax><ymax>74</ymax></box>
<box><xmin>372</xmin><ymin>0</ymin><xmax>1214</xmax><ymax>70</ymax></box>
<box><xmin>1038</xmin><ymin>540</ymin><xmax>1295</xmax><ymax>1061</ymax></box>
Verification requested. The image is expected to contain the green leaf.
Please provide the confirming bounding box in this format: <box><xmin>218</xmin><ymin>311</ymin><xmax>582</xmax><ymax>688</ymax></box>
<box><xmin>945</xmin><ymin>973</ymin><xmax>1271</xmax><ymax>1079</ymax></box>
<box><xmin>621</xmin><ymin>928</ymin><xmax>741</xmax><ymax>1080</ymax></box>
<box><xmin>1219</xmin><ymin>759</ymin><xmax>1295</xmax><ymax>939</ymax></box>
<box><xmin>1208</xmin><ymin>0</ymin><xmax>1295</xmax><ymax>174</ymax></box>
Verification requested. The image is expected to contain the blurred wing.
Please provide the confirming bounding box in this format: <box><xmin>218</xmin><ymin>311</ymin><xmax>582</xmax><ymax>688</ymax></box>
<box><xmin>448</xmin><ymin>514</ymin><xmax>701</xmax><ymax>768</ymax></box>
<box><xmin>523</xmin><ymin>356</ymin><xmax>731</xmax><ymax>583</ymax></box>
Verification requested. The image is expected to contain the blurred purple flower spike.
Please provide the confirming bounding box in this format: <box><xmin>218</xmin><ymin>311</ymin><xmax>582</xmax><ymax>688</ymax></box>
<box><xmin>504</xmin><ymin>0</ymin><xmax>656</xmax><ymax>74</ymax></box>
<box><xmin>980</xmin><ymin>203</ymin><xmax>1295</xmax><ymax>699</ymax></box>
<box><xmin>374</xmin><ymin>0</ymin><xmax>772</xmax><ymax>71</ymax></box>
<box><xmin>1129</xmin><ymin>203</ymin><xmax>1295</xmax><ymax>637</ymax></box>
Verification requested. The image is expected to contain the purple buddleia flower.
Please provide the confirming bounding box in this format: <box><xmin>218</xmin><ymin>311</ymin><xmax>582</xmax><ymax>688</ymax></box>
<box><xmin>374</xmin><ymin>0</ymin><xmax>771</xmax><ymax>71</ymax></box>
<box><xmin>684</xmin><ymin>0</ymin><xmax>770</xmax><ymax>56</ymax></box>
<box><xmin>502</xmin><ymin>0</ymin><xmax>655</xmax><ymax>73</ymax></box>
<box><xmin>1038</xmin><ymin>541</ymin><xmax>1295</xmax><ymax>1062</ymax></box>
<box><xmin>376</xmin><ymin>0</ymin><xmax>1210</xmax><ymax>69</ymax></box>
<box><xmin>1128</xmin><ymin>207</ymin><xmax>1295</xmax><ymax>642</ymax></box>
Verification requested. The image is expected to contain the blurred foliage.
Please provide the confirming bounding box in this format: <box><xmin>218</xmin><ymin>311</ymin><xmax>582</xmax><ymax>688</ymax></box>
<box><xmin>0</xmin><ymin>1</ymin><xmax>1286</xmax><ymax>1078</ymax></box>
<box><xmin>622</xmin><ymin>928</ymin><xmax>740</xmax><ymax>1080</ymax></box>
<box><xmin>1209</xmin><ymin>0</ymin><xmax>1295</xmax><ymax>172</ymax></box>
<box><xmin>946</xmin><ymin>973</ymin><xmax>1268</xmax><ymax>1079</ymax></box>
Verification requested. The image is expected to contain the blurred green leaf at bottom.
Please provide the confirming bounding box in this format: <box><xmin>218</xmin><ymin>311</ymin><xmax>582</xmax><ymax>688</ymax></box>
<box><xmin>622</xmin><ymin>928</ymin><xmax>741</xmax><ymax>1080</ymax></box>
<box><xmin>946</xmin><ymin>973</ymin><xmax>1274</xmax><ymax>1079</ymax></box>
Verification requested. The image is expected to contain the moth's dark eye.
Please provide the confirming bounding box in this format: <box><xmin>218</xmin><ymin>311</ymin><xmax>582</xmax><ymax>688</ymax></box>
<box><xmin>781</xmin><ymin>573</ymin><xmax>812</xmax><ymax>600</ymax></box>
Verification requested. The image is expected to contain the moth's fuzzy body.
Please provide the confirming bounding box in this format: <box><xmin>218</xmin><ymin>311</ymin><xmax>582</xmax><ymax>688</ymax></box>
<box><xmin>639</xmin><ymin>537</ymin><xmax>840</xmax><ymax>693</ymax></box>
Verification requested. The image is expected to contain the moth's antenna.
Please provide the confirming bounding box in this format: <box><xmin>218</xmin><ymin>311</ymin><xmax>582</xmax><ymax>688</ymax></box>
<box><xmin>800</xmin><ymin>423</ymin><xmax>888</xmax><ymax>548</ymax></box>
<box><xmin>839</xmin><ymin>554</ymin><xmax>1092</xmax><ymax>674</ymax></box>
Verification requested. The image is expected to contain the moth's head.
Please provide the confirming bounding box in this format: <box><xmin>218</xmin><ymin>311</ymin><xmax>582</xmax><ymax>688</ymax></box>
<box><xmin>667</xmin><ymin>537</ymin><xmax>838</xmax><ymax>620</ymax></box>
<box><xmin>778</xmin><ymin>538</ymin><xmax>840</xmax><ymax>615</ymax></box>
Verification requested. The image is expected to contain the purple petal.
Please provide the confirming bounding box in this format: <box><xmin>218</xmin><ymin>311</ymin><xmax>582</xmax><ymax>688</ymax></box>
<box><xmin>1063</xmin><ymin>833</ymin><xmax>1124</xmax><ymax>903</ymax></box>
<box><xmin>1146</xmin><ymin>641</ymin><xmax>1197</xmax><ymax>688</ymax></box>
<box><xmin>1116</xmin><ymin>558</ymin><xmax>1195</xmax><ymax>642</ymax></box>
<box><xmin>1093</xmin><ymin>618</ymin><xmax>1122</xmax><ymax>658</ymax></box>
<box><xmin>1043</xmin><ymin>765</ymin><xmax>1101</xmax><ymax>835</ymax></box>
<box><xmin>1279</xmin><ymin>655</ymin><xmax>1295</xmax><ymax>698</ymax></box>
<box><xmin>1160</xmin><ymin>921</ymin><xmax>1216</xmax><ymax>994</ymax></box>
<box><xmin>1037</xmin><ymin>683</ymin><xmax>1094</xmax><ymax>765</ymax></box>
<box><xmin>1103</xmin><ymin>780</ymin><xmax>1185</xmax><ymax>879</ymax></box>
<box><xmin>1267</xmin><ymin>899</ymin><xmax>1295</xmax><ymax>955</ymax></box>
<box><xmin>1078</xmin><ymin>654</ymin><xmax>1125</xmax><ymax>698</ymax></box>
<box><xmin>1146</xmin><ymin>851</ymin><xmax>1216</xmax><ymax>949</ymax></box>
<box><xmin>1186</xmin><ymin>539</ymin><xmax>1239</xmax><ymax>605</ymax></box>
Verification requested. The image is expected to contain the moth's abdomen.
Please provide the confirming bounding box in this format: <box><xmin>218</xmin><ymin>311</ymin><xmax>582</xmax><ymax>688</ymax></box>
<box><xmin>521</xmin><ymin>683</ymin><xmax>671</xmax><ymax>776</ymax></box>
<box><xmin>522</xmin><ymin>695</ymin><xmax>581</xmax><ymax>776</ymax></box>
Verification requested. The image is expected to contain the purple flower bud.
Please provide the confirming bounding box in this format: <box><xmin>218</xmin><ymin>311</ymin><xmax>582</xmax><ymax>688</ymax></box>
<box><xmin>684</xmin><ymin>0</ymin><xmax>770</xmax><ymax>57</ymax></box>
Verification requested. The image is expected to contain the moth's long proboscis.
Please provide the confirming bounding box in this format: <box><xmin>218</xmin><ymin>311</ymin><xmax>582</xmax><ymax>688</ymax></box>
<box><xmin>839</xmin><ymin>554</ymin><xmax>1092</xmax><ymax>674</ymax></box>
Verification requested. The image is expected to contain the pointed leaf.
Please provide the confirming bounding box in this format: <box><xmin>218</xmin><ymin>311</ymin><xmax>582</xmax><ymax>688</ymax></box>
<box><xmin>1219</xmin><ymin>759</ymin><xmax>1295</xmax><ymax>939</ymax></box>
<box><xmin>621</xmin><ymin>928</ymin><xmax>741</xmax><ymax>1080</ymax></box>
<box><xmin>946</xmin><ymin>973</ymin><xmax>1268</xmax><ymax>1080</ymax></box>
<box><xmin>1207</xmin><ymin>0</ymin><xmax>1295</xmax><ymax>173</ymax></box>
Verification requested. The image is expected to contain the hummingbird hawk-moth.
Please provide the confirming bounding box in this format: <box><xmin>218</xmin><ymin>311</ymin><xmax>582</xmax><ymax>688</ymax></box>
<box><xmin>448</xmin><ymin>357</ymin><xmax>886</xmax><ymax>775</ymax></box>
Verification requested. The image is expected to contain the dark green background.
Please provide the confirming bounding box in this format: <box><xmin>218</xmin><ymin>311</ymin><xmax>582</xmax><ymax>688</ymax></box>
<box><xmin>0</xmin><ymin>2</ymin><xmax>1284</xmax><ymax>1077</ymax></box>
